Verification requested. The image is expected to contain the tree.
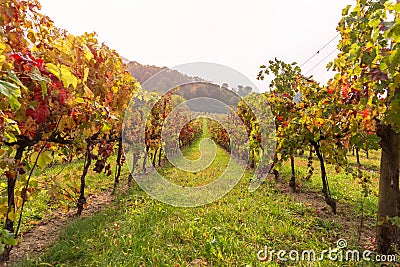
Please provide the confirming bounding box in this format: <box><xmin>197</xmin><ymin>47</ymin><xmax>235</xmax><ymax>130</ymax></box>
<box><xmin>234</xmin><ymin>85</ymin><xmax>253</xmax><ymax>97</ymax></box>
<box><xmin>332</xmin><ymin>0</ymin><xmax>400</xmax><ymax>253</ymax></box>
<box><xmin>258</xmin><ymin>59</ymin><xmax>349</xmax><ymax>212</ymax></box>
<box><xmin>0</xmin><ymin>0</ymin><xmax>139</xmax><ymax>259</ymax></box>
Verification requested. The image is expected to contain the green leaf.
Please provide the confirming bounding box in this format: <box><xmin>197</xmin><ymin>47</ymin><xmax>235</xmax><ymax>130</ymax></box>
<box><xmin>0</xmin><ymin>80</ymin><xmax>21</xmax><ymax>111</ymax></box>
<box><xmin>0</xmin><ymin>80</ymin><xmax>20</xmax><ymax>98</ymax></box>
<box><xmin>7</xmin><ymin>69</ymin><xmax>27</xmax><ymax>92</ymax></box>
<box><xmin>379</xmin><ymin>61</ymin><xmax>388</xmax><ymax>71</ymax></box>
<box><xmin>388</xmin><ymin>49</ymin><xmax>400</xmax><ymax>72</ymax></box>
<box><xmin>368</xmin><ymin>18</ymin><xmax>381</xmax><ymax>28</ymax></box>
<box><xmin>390</xmin><ymin>216</ymin><xmax>400</xmax><ymax>228</ymax></box>
<box><xmin>342</xmin><ymin>5</ymin><xmax>352</xmax><ymax>16</ymax></box>
<box><xmin>386</xmin><ymin>96</ymin><xmax>400</xmax><ymax>133</ymax></box>
<box><xmin>348</xmin><ymin>43</ymin><xmax>360</xmax><ymax>60</ymax></box>
<box><xmin>40</xmin><ymin>81</ymin><xmax>47</xmax><ymax>98</ymax></box>
<box><xmin>7</xmin><ymin>238</ymin><xmax>17</xmax><ymax>246</ymax></box>
<box><xmin>393</xmin><ymin>73</ymin><xmax>400</xmax><ymax>88</ymax></box>
<box><xmin>395</xmin><ymin>2</ymin><xmax>400</xmax><ymax>13</ymax></box>
<box><xmin>9</xmin><ymin>97</ymin><xmax>21</xmax><ymax>111</ymax></box>
<box><xmin>28</xmin><ymin>66</ymin><xmax>51</xmax><ymax>84</ymax></box>
<box><xmin>3</xmin><ymin>131</ymin><xmax>17</xmax><ymax>143</ymax></box>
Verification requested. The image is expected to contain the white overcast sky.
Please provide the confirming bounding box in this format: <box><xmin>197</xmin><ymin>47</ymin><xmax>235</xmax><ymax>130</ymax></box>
<box><xmin>39</xmin><ymin>0</ymin><xmax>354</xmax><ymax>92</ymax></box>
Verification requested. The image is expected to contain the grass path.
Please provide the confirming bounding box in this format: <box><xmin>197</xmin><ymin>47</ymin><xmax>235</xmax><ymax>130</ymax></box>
<box><xmin>16</xmin><ymin>119</ymin><xmax>378</xmax><ymax>267</ymax></box>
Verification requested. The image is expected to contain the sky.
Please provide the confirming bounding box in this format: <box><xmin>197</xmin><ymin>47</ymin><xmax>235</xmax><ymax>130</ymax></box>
<box><xmin>39</xmin><ymin>0</ymin><xmax>354</xmax><ymax>92</ymax></box>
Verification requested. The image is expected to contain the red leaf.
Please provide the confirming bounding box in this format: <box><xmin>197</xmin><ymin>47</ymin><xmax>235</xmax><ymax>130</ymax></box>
<box><xmin>10</xmin><ymin>53</ymin><xmax>22</xmax><ymax>62</ymax></box>
<box><xmin>342</xmin><ymin>86</ymin><xmax>349</xmax><ymax>97</ymax></box>
<box><xmin>26</xmin><ymin>105</ymin><xmax>50</xmax><ymax>123</ymax></box>
<box><xmin>59</xmin><ymin>89</ymin><xmax>67</xmax><ymax>105</ymax></box>
<box><xmin>360</xmin><ymin>109</ymin><xmax>370</xmax><ymax>119</ymax></box>
<box><xmin>33</xmin><ymin>57</ymin><xmax>44</xmax><ymax>68</ymax></box>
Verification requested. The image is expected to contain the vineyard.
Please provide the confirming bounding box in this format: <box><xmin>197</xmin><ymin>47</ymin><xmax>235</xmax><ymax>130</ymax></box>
<box><xmin>0</xmin><ymin>0</ymin><xmax>400</xmax><ymax>266</ymax></box>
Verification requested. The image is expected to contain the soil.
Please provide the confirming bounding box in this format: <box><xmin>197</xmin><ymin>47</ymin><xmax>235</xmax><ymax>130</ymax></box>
<box><xmin>4</xmin><ymin>188</ymin><xmax>115</xmax><ymax>267</ymax></box>
<box><xmin>273</xmin><ymin>176</ymin><xmax>376</xmax><ymax>250</ymax></box>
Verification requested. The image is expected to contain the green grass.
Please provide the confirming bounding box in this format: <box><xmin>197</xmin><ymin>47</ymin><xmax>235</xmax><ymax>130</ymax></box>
<box><xmin>279</xmin><ymin>150</ymin><xmax>379</xmax><ymax>222</ymax></box>
<box><xmin>14</xmin><ymin>120</ymin><xmax>385</xmax><ymax>267</ymax></box>
<box><xmin>15</xmin><ymin>154</ymin><xmax>116</xmax><ymax>234</ymax></box>
<box><xmin>157</xmin><ymin>119</ymin><xmax>227</xmax><ymax>188</ymax></box>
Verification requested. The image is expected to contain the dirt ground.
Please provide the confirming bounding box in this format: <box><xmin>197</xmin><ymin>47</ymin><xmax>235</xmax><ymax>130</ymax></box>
<box><xmin>273</xmin><ymin>177</ymin><xmax>376</xmax><ymax>250</ymax></box>
<box><xmin>4</xmin><ymin>188</ymin><xmax>115</xmax><ymax>266</ymax></box>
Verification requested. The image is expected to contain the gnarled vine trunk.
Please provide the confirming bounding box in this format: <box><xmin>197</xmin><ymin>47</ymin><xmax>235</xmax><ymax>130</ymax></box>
<box><xmin>376</xmin><ymin>124</ymin><xmax>400</xmax><ymax>254</ymax></box>
<box><xmin>128</xmin><ymin>153</ymin><xmax>138</xmax><ymax>186</ymax></box>
<box><xmin>289</xmin><ymin>150</ymin><xmax>296</xmax><ymax>192</ymax></box>
<box><xmin>0</xmin><ymin>145</ymin><xmax>25</xmax><ymax>262</ymax></box>
<box><xmin>77</xmin><ymin>141</ymin><xmax>92</xmax><ymax>216</ymax></box>
<box><xmin>310</xmin><ymin>140</ymin><xmax>336</xmax><ymax>214</ymax></box>
<box><xmin>113</xmin><ymin>137</ymin><xmax>123</xmax><ymax>192</ymax></box>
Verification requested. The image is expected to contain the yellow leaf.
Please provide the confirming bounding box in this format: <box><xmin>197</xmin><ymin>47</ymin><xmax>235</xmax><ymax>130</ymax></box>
<box><xmin>45</xmin><ymin>63</ymin><xmax>61</xmax><ymax>79</ymax></box>
<box><xmin>30</xmin><ymin>151</ymin><xmax>53</xmax><ymax>169</ymax></box>
<box><xmin>84</xmin><ymin>47</ymin><xmax>94</xmax><ymax>61</ymax></box>
<box><xmin>58</xmin><ymin>116</ymin><xmax>75</xmax><ymax>132</ymax></box>
<box><xmin>0</xmin><ymin>41</ymin><xmax>6</xmax><ymax>53</ymax></box>
<box><xmin>83</xmin><ymin>85</ymin><xmax>94</xmax><ymax>98</ymax></box>
<box><xmin>60</xmin><ymin>65</ymin><xmax>77</xmax><ymax>89</ymax></box>
<box><xmin>101</xmin><ymin>122</ymin><xmax>112</xmax><ymax>133</ymax></box>
<box><xmin>8</xmin><ymin>211</ymin><xmax>16</xmax><ymax>221</ymax></box>
<box><xmin>46</xmin><ymin>64</ymin><xmax>77</xmax><ymax>89</ymax></box>
<box><xmin>75</xmin><ymin>97</ymin><xmax>84</xmax><ymax>104</ymax></box>
<box><xmin>0</xmin><ymin>203</ymin><xmax>8</xmax><ymax>215</ymax></box>
<box><xmin>83</xmin><ymin>67</ymin><xmax>89</xmax><ymax>83</ymax></box>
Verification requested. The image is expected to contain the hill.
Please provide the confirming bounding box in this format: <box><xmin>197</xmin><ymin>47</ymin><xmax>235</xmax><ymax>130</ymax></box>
<box><xmin>126</xmin><ymin>60</ymin><xmax>242</xmax><ymax>113</ymax></box>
